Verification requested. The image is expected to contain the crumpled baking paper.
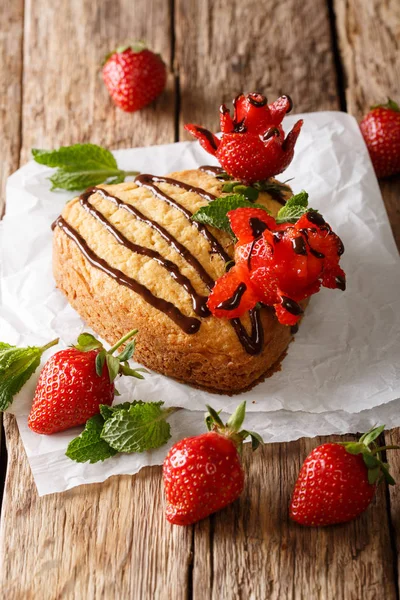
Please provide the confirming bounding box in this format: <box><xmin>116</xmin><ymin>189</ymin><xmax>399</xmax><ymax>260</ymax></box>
<box><xmin>1</xmin><ymin>111</ymin><xmax>400</xmax><ymax>495</ymax></box>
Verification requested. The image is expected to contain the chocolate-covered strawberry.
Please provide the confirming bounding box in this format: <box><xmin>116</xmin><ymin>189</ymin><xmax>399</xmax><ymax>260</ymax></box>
<box><xmin>185</xmin><ymin>93</ymin><xmax>303</xmax><ymax>184</ymax></box>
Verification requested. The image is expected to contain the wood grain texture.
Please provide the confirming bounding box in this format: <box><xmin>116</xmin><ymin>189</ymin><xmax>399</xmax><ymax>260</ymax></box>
<box><xmin>0</xmin><ymin>2</ymin><xmax>191</xmax><ymax>599</ymax></box>
<box><xmin>20</xmin><ymin>0</ymin><xmax>175</xmax><ymax>163</ymax></box>
<box><xmin>176</xmin><ymin>2</ymin><xmax>398</xmax><ymax>598</ymax></box>
<box><xmin>175</xmin><ymin>0</ymin><xmax>340</xmax><ymax>138</ymax></box>
<box><xmin>0</xmin><ymin>0</ymin><xmax>24</xmax><ymax>214</ymax></box>
<box><xmin>192</xmin><ymin>437</ymin><xmax>397</xmax><ymax>600</ymax></box>
<box><xmin>335</xmin><ymin>0</ymin><xmax>400</xmax><ymax>591</ymax></box>
<box><xmin>334</xmin><ymin>0</ymin><xmax>400</xmax><ymax>118</ymax></box>
<box><xmin>0</xmin><ymin>417</ymin><xmax>192</xmax><ymax>600</ymax></box>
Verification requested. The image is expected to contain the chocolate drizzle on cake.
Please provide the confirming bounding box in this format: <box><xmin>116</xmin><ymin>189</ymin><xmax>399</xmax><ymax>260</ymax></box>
<box><xmin>79</xmin><ymin>190</ymin><xmax>210</xmax><ymax>318</ymax></box>
<box><xmin>216</xmin><ymin>282</ymin><xmax>247</xmax><ymax>311</ymax></box>
<box><xmin>53</xmin><ymin>175</ymin><xmax>265</xmax><ymax>355</ymax></box>
<box><xmin>55</xmin><ymin>216</ymin><xmax>201</xmax><ymax>335</ymax></box>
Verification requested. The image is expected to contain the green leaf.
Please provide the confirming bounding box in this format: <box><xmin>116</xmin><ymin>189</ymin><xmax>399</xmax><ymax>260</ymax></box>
<box><xmin>32</xmin><ymin>143</ymin><xmax>139</xmax><ymax>192</ymax></box>
<box><xmin>367</xmin><ymin>466</ymin><xmax>381</xmax><ymax>485</ymax></box>
<box><xmin>231</xmin><ymin>185</ymin><xmax>259</xmax><ymax>201</ymax></box>
<box><xmin>342</xmin><ymin>442</ymin><xmax>365</xmax><ymax>455</ymax></box>
<box><xmin>205</xmin><ymin>405</ymin><xmax>224</xmax><ymax>428</ymax></box>
<box><xmin>100</xmin><ymin>401</ymin><xmax>144</xmax><ymax>420</ymax></box>
<box><xmin>361</xmin><ymin>425</ymin><xmax>385</xmax><ymax>446</ymax></box>
<box><xmin>0</xmin><ymin>339</ymin><xmax>58</xmax><ymax>412</ymax></box>
<box><xmin>362</xmin><ymin>452</ymin><xmax>380</xmax><ymax>469</ymax></box>
<box><xmin>95</xmin><ymin>350</ymin><xmax>106</xmax><ymax>377</ymax></box>
<box><xmin>105</xmin><ymin>354</ymin><xmax>120</xmax><ymax>383</ymax></box>
<box><xmin>276</xmin><ymin>191</ymin><xmax>309</xmax><ymax>224</ymax></box>
<box><xmin>119</xmin><ymin>364</ymin><xmax>146</xmax><ymax>379</ymax></box>
<box><xmin>222</xmin><ymin>182</ymin><xmax>259</xmax><ymax>201</ymax></box>
<box><xmin>248</xmin><ymin>431</ymin><xmax>264</xmax><ymax>451</ymax></box>
<box><xmin>74</xmin><ymin>333</ymin><xmax>103</xmax><ymax>352</ymax></box>
<box><xmin>32</xmin><ymin>144</ymin><xmax>119</xmax><ymax>170</ymax></box>
<box><xmin>381</xmin><ymin>463</ymin><xmax>396</xmax><ymax>486</ymax></box>
<box><xmin>253</xmin><ymin>179</ymin><xmax>293</xmax><ymax>201</ymax></box>
<box><xmin>227</xmin><ymin>401</ymin><xmax>246</xmax><ymax>432</ymax></box>
<box><xmin>117</xmin><ymin>341</ymin><xmax>136</xmax><ymax>362</ymax></box>
<box><xmin>65</xmin><ymin>414</ymin><xmax>118</xmax><ymax>463</ymax></box>
<box><xmin>192</xmin><ymin>194</ymin><xmax>270</xmax><ymax>237</ymax></box>
<box><xmin>101</xmin><ymin>401</ymin><xmax>171</xmax><ymax>453</ymax></box>
<box><xmin>371</xmin><ymin>98</ymin><xmax>400</xmax><ymax>112</ymax></box>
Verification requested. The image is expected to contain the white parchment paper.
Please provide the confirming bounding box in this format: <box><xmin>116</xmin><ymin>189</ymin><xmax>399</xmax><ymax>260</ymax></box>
<box><xmin>1</xmin><ymin>111</ymin><xmax>400</xmax><ymax>495</ymax></box>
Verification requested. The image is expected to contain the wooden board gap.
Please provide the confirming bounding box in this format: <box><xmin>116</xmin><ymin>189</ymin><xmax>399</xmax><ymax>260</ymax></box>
<box><xmin>327</xmin><ymin>0</ymin><xmax>348</xmax><ymax>111</ymax></box>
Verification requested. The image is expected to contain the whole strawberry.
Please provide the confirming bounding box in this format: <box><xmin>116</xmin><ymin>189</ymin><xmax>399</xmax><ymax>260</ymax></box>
<box><xmin>185</xmin><ymin>93</ymin><xmax>303</xmax><ymax>184</ymax></box>
<box><xmin>290</xmin><ymin>425</ymin><xmax>399</xmax><ymax>526</ymax></box>
<box><xmin>360</xmin><ymin>98</ymin><xmax>400</xmax><ymax>178</ymax></box>
<box><xmin>28</xmin><ymin>329</ymin><xmax>144</xmax><ymax>434</ymax></box>
<box><xmin>102</xmin><ymin>42</ymin><xmax>166</xmax><ymax>112</ymax></box>
<box><xmin>163</xmin><ymin>402</ymin><xmax>263</xmax><ymax>526</ymax></box>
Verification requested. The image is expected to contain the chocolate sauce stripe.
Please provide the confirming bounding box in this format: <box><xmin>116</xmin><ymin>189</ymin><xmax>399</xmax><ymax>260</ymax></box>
<box><xmin>79</xmin><ymin>191</ymin><xmax>210</xmax><ymax>318</ymax></box>
<box><xmin>94</xmin><ymin>187</ymin><xmax>215</xmax><ymax>290</ymax></box>
<box><xmin>55</xmin><ymin>216</ymin><xmax>201</xmax><ymax>335</ymax></box>
<box><xmin>135</xmin><ymin>174</ymin><xmax>231</xmax><ymax>263</ymax></box>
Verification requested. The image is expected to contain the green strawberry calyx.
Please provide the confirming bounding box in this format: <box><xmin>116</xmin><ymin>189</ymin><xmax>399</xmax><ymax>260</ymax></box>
<box><xmin>205</xmin><ymin>401</ymin><xmax>263</xmax><ymax>453</ymax></box>
<box><xmin>340</xmin><ymin>425</ymin><xmax>400</xmax><ymax>486</ymax></box>
<box><xmin>371</xmin><ymin>98</ymin><xmax>400</xmax><ymax>112</ymax></box>
<box><xmin>103</xmin><ymin>41</ymin><xmax>149</xmax><ymax>65</ymax></box>
<box><xmin>72</xmin><ymin>329</ymin><xmax>147</xmax><ymax>385</ymax></box>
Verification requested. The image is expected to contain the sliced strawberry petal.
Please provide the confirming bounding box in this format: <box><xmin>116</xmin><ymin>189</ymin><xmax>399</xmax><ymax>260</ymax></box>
<box><xmin>268</xmin><ymin>95</ymin><xmax>293</xmax><ymax>124</ymax></box>
<box><xmin>207</xmin><ymin>265</ymin><xmax>257</xmax><ymax>319</ymax></box>
<box><xmin>228</xmin><ymin>207</ymin><xmax>276</xmax><ymax>243</ymax></box>
<box><xmin>219</xmin><ymin>105</ymin><xmax>234</xmax><ymax>133</ymax></box>
<box><xmin>184</xmin><ymin>124</ymin><xmax>220</xmax><ymax>156</ymax></box>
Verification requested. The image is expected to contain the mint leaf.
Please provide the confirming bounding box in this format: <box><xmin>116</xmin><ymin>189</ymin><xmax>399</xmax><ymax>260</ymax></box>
<box><xmin>101</xmin><ymin>401</ymin><xmax>173</xmax><ymax>453</ymax></box>
<box><xmin>32</xmin><ymin>143</ymin><xmax>139</xmax><ymax>191</ymax></box>
<box><xmin>99</xmin><ymin>400</ymin><xmax>144</xmax><ymax>420</ymax></box>
<box><xmin>65</xmin><ymin>414</ymin><xmax>117</xmax><ymax>463</ymax></box>
<box><xmin>192</xmin><ymin>194</ymin><xmax>270</xmax><ymax>237</ymax></box>
<box><xmin>276</xmin><ymin>191</ymin><xmax>309</xmax><ymax>224</ymax></box>
<box><xmin>0</xmin><ymin>339</ymin><xmax>58</xmax><ymax>411</ymax></box>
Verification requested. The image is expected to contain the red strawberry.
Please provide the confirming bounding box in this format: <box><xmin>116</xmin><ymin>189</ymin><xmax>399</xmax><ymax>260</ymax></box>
<box><xmin>163</xmin><ymin>402</ymin><xmax>262</xmax><ymax>526</ymax></box>
<box><xmin>290</xmin><ymin>426</ymin><xmax>399</xmax><ymax>526</ymax></box>
<box><xmin>185</xmin><ymin>93</ymin><xmax>303</xmax><ymax>184</ymax></box>
<box><xmin>360</xmin><ymin>98</ymin><xmax>400</xmax><ymax>178</ymax></box>
<box><xmin>102</xmin><ymin>42</ymin><xmax>166</xmax><ymax>113</ymax></box>
<box><xmin>28</xmin><ymin>329</ymin><xmax>143</xmax><ymax>434</ymax></box>
<box><xmin>207</xmin><ymin>200</ymin><xmax>345</xmax><ymax>326</ymax></box>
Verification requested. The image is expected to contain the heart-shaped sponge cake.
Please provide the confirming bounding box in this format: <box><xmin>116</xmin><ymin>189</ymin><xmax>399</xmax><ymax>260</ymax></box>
<box><xmin>52</xmin><ymin>168</ymin><xmax>300</xmax><ymax>393</ymax></box>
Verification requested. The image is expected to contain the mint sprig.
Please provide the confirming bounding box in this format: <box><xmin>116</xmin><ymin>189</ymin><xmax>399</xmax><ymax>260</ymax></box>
<box><xmin>65</xmin><ymin>414</ymin><xmax>118</xmax><ymax>463</ymax></box>
<box><xmin>192</xmin><ymin>194</ymin><xmax>270</xmax><ymax>238</ymax></box>
<box><xmin>276</xmin><ymin>190</ymin><xmax>312</xmax><ymax>224</ymax></box>
<box><xmin>0</xmin><ymin>338</ymin><xmax>59</xmax><ymax>412</ymax></box>
<box><xmin>32</xmin><ymin>143</ymin><xmax>139</xmax><ymax>191</ymax></box>
<box><xmin>66</xmin><ymin>401</ymin><xmax>178</xmax><ymax>463</ymax></box>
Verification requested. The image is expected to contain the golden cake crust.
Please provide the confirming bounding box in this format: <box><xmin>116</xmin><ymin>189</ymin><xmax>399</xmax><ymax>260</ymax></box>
<box><xmin>52</xmin><ymin>168</ymin><xmax>298</xmax><ymax>393</ymax></box>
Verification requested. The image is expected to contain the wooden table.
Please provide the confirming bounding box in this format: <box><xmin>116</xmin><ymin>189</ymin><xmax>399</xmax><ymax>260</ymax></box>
<box><xmin>0</xmin><ymin>1</ymin><xmax>399</xmax><ymax>598</ymax></box>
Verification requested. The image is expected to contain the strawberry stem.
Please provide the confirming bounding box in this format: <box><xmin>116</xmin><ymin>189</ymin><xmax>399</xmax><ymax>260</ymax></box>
<box><xmin>108</xmin><ymin>329</ymin><xmax>138</xmax><ymax>354</ymax></box>
<box><xmin>372</xmin><ymin>445</ymin><xmax>400</xmax><ymax>454</ymax></box>
<box><xmin>40</xmin><ymin>338</ymin><xmax>59</xmax><ymax>353</ymax></box>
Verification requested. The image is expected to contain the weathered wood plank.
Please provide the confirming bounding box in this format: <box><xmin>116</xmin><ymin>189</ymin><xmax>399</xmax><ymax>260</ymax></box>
<box><xmin>0</xmin><ymin>0</ymin><xmax>24</xmax><ymax>507</ymax></box>
<box><xmin>193</xmin><ymin>437</ymin><xmax>397</xmax><ymax>600</ymax></box>
<box><xmin>175</xmin><ymin>0</ymin><xmax>340</xmax><ymax>137</ymax></box>
<box><xmin>0</xmin><ymin>0</ymin><xmax>23</xmax><ymax>216</ymax></box>
<box><xmin>0</xmin><ymin>1</ymin><xmax>192</xmax><ymax>598</ymax></box>
<box><xmin>334</xmin><ymin>1</ymin><xmax>400</xmax><ymax>590</ymax></box>
<box><xmin>176</xmin><ymin>1</ymin><xmax>398</xmax><ymax>597</ymax></box>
